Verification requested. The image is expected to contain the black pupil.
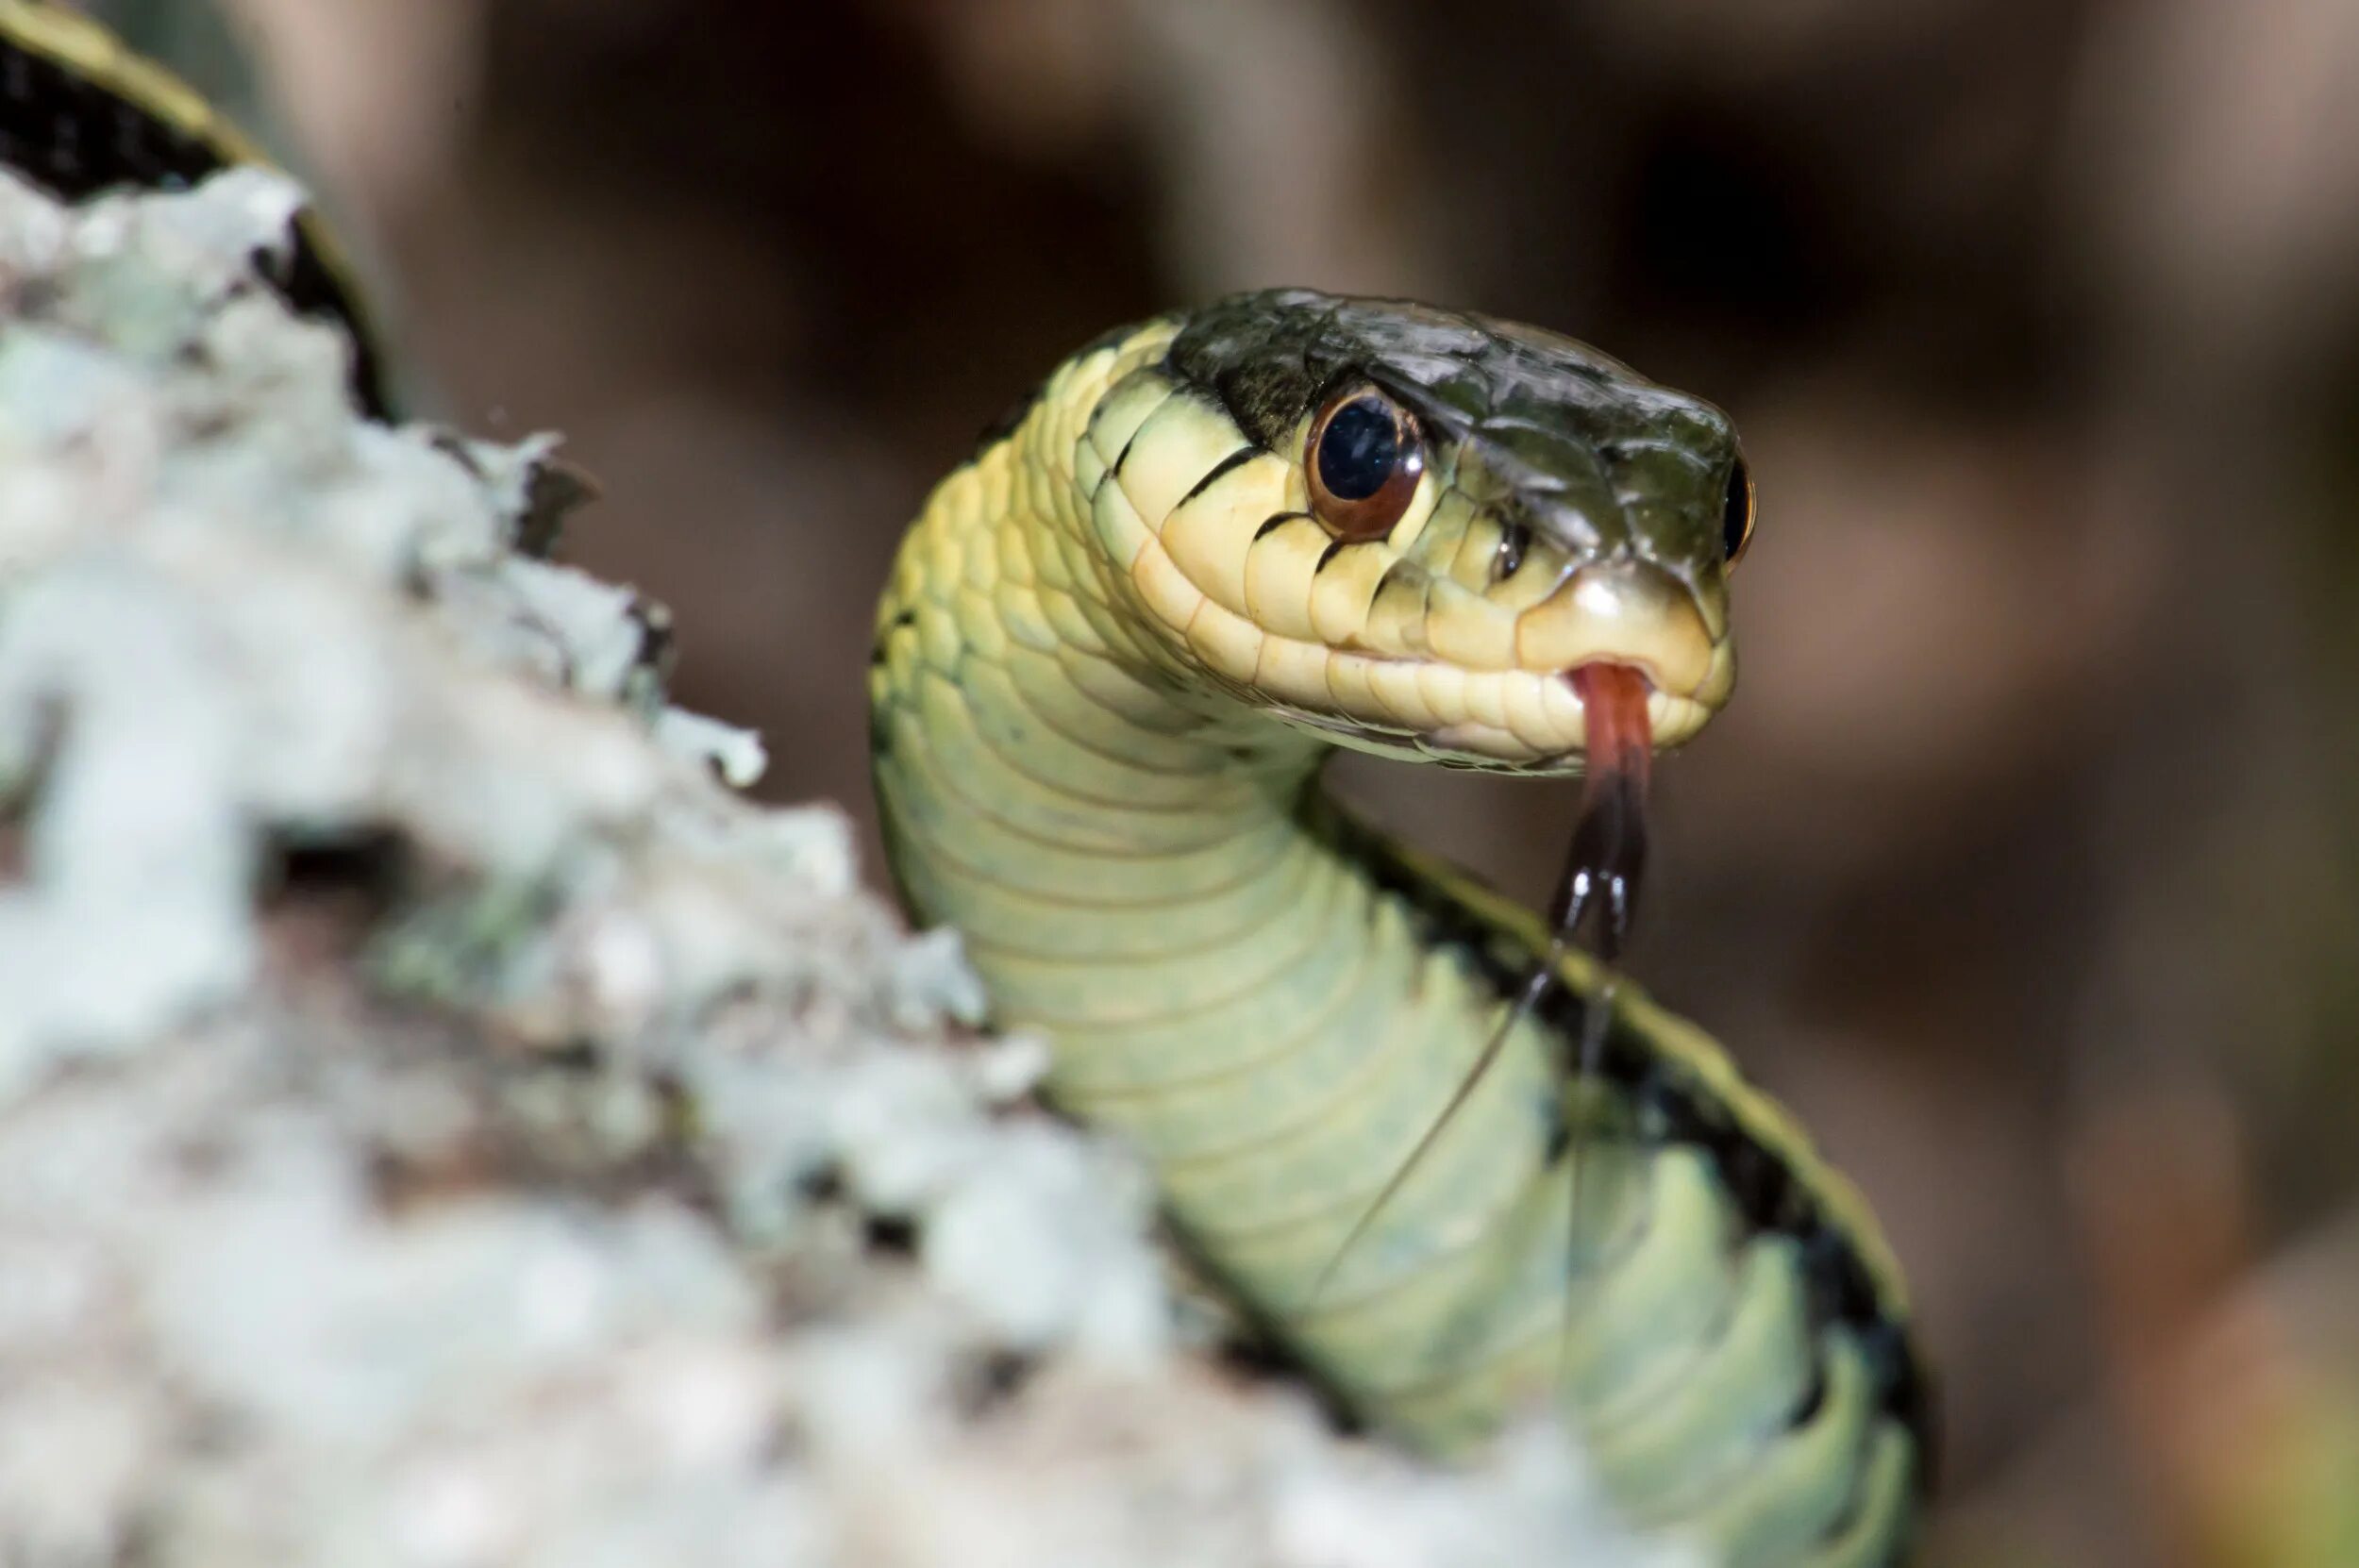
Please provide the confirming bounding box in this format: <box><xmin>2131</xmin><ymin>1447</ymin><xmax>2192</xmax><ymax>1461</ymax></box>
<box><xmin>1316</xmin><ymin>397</ymin><xmax>1399</xmax><ymax>501</ymax></box>
<box><xmin>1720</xmin><ymin>459</ymin><xmax>1751</xmax><ymax>559</ymax></box>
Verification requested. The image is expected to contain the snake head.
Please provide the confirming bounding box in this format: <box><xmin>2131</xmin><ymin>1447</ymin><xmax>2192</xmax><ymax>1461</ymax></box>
<box><xmin>1079</xmin><ymin>288</ymin><xmax>1748</xmax><ymax>772</ymax></box>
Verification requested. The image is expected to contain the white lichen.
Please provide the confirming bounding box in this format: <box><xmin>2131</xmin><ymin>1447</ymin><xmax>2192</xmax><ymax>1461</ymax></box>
<box><xmin>0</xmin><ymin>167</ymin><xmax>1701</xmax><ymax>1568</ymax></box>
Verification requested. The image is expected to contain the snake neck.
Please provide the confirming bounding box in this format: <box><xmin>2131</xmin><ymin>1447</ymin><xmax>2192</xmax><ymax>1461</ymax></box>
<box><xmin>870</xmin><ymin>317</ymin><xmax>1341</xmax><ymax>1020</ymax></box>
<box><xmin>872</xmin><ymin>319</ymin><xmax>1589</xmax><ymax>1429</ymax></box>
<box><xmin>872</xmin><ymin>317</ymin><xmax>1337</xmax><ymax>955</ymax></box>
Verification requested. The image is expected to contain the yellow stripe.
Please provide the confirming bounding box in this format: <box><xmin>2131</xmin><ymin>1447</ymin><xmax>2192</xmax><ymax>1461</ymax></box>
<box><xmin>0</xmin><ymin>1</ymin><xmax>243</xmax><ymax>153</ymax></box>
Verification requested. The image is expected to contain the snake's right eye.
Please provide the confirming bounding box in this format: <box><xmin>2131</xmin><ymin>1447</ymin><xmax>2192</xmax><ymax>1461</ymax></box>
<box><xmin>1719</xmin><ymin>449</ymin><xmax>1756</xmax><ymax>566</ymax></box>
<box><xmin>1307</xmin><ymin>386</ymin><xmax>1424</xmax><ymax>542</ymax></box>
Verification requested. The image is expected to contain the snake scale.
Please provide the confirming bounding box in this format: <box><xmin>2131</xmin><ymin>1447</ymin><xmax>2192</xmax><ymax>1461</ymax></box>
<box><xmin>0</xmin><ymin>4</ymin><xmax>1932</xmax><ymax>1562</ymax></box>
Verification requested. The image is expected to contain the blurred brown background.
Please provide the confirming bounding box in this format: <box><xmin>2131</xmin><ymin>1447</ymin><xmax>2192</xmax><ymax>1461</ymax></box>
<box><xmin>176</xmin><ymin>1</ymin><xmax>2359</xmax><ymax>1561</ymax></box>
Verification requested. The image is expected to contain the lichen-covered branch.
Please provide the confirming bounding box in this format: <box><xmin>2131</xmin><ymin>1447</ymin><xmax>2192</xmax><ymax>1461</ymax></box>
<box><xmin>0</xmin><ymin>168</ymin><xmax>1697</xmax><ymax>1568</ymax></box>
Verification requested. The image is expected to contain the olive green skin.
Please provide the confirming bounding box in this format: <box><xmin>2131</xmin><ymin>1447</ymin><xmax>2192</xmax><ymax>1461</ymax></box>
<box><xmin>871</xmin><ymin>291</ymin><xmax>1930</xmax><ymax>1567</ymax></box>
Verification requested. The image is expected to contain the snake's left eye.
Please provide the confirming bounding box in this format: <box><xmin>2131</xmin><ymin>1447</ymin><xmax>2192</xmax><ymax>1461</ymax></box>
<box><xmin>1307</xmin><ymin>386</ymin><xmax>1424</xmax><ymax>542</ymax></box>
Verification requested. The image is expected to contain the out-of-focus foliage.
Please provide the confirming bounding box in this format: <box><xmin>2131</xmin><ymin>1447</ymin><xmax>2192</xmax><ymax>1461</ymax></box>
<box><xmin>188</xmin><ymin>1</ymin><xmax>2359</xmax><ymax>1560</ymax></box>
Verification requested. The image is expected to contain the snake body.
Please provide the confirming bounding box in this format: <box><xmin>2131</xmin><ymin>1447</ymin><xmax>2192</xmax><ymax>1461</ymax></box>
<box><xmin>870</xmin><ymin>295</ymin><xmax>1931</xmax><ymax>1565</ymax></box>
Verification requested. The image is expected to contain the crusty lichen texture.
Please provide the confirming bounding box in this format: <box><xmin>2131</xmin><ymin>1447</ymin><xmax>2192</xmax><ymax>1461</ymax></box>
<box><xmin>0</xmin><ymin>167</ymin><xmax>1702</xmax><ymax>1568</ymax></box>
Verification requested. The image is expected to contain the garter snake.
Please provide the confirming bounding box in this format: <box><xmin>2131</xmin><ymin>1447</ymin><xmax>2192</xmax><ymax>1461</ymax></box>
<box><xmin>870</xmin><ymin>295</ymin><xmax>1932</xmax><ymax>1566</ymax></box>
<box><xmin>0</xmin><ymin>4</ymin><xmax>1932</xmax><ymax>1561</ymax></box>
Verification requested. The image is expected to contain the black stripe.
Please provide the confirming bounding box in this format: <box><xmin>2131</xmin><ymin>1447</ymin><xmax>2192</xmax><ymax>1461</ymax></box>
<box><xmin>1314</xmin><ymin>538</ymin><xmax>1350</xmax><ymax>574</ymax></box>
<box><xmin>1113</xmin><ymin>419</ymin><xmax>1149</xmax><ymax>476</ymax></box>
<box><xmin>1369</xmin><ymin>560</ymin><xmax>1423</xmax><ymax>611</ymax></box>
<box><xmin>1308</xmin><ymin>794</ymin><xmax>1933</xmax><ymax>1486</ymax></box>
<box><xmin>1175</xmin><ymin>445</ymin><xmax>1256</xmax><ymax>508</ymax></box>
<box><xmin>1254</xmin><ymin>510</ymin><xmax>1310</xmax><ymax>541</ymax></box>
<box><xmin>0</xmin><ymin>36</ymin><xmax>218</xmax><ymax>201</ymax></box>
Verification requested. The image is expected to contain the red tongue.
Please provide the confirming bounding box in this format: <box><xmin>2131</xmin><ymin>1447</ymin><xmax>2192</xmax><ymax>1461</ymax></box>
<box><xmin>1550</xmin><ymin>664</ymin><xmax>1654</xmax><ymax>962</ymax></box>
<box><xmin>1570</xmin><ymin>663</ymin><xmax>1653</xmax><ymax>793</ymax></box>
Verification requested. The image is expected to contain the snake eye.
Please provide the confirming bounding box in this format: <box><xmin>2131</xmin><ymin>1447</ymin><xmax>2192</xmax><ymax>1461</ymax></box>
<box><xmin>1719</xmin><ymin>450</ymin><xmax>1756</xmax><ymax>566</ymax></box>
<box><xmin>1306</xmin><ymin>386</ymin><xmax>1424</xmax><ymax>542</ymax></box>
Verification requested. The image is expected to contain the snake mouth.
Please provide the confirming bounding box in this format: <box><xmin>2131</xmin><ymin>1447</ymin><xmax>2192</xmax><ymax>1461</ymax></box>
<box><xmin>1409</xmin><ymin>635</ymin><xmax>1725</xmax><ymax>769</ymax></box>
<box><xmin>1207</xmin><ymin>538</ymin><xmax>1728</xmax><ymax>760</ymax></box>
<box><xmin>1515</xmin><ymin>560</ymin><xmax>1728</xmax><ymax>764</ymax></box>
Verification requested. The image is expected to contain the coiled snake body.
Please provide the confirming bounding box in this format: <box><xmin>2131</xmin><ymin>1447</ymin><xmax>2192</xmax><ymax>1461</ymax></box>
<box><xmin>870</xmin><ymin>295</ymin><xmax>1931</xmax><ymax>1566</ymax></box>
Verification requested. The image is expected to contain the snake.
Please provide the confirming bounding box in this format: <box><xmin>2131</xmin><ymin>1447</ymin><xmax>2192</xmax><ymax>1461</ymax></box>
<box><xmin>868</xmin><ymin>295</ymin><xmax>1933</xmax><ymax>1566</ymax></box>
<box><xmin>0</xmin><ymin>4</ymin><xmax>1932</xmax><ymax>1562</ymax></box>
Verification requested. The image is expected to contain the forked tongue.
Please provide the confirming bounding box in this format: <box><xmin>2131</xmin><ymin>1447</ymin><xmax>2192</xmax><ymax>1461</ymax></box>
<box><xmin>1307</xmin><ymin>661</ymin><xmax>1658</xmax><ymax>1309</ymax></box>
<box><xmin>1552</xmin><ymin>662</ymin><xmax>1654</xmax><ymax>1265</ymax></box>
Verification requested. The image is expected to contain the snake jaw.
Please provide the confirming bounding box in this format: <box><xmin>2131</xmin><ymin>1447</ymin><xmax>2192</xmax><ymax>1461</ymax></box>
<box><xmin>1367</xmin><ymin>648</ymin><xmax>1725</xmax><ymax>774</ymax></box>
